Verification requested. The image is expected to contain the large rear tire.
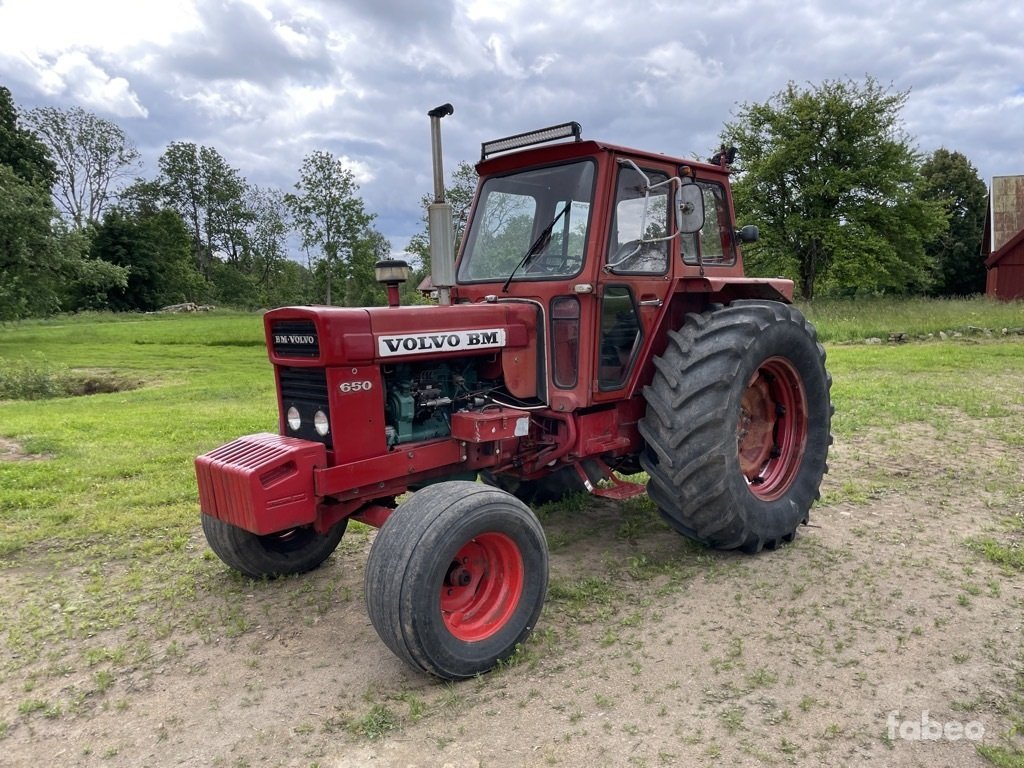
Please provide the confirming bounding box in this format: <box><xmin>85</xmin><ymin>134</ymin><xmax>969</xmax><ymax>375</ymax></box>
<box><xmin>365</xmin><ymin>481</ymin><xmax>549</xmax><ymax>680</ymax></box>
<box><xmin>639</xmin><ymin>300</ymin><xmax>832</xmax><ymax>553</ymax></box>
<box><xmin>202</xmin><ymin>514</ymin><xmax>346</xmax><ymax>578</ymax></box>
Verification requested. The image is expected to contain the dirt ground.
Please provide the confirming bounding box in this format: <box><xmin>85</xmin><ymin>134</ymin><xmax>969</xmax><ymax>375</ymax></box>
<box><xmin>2</xmin><ymin>418</ymin><xmax>1022</xmax><ymax>768</ymax></box>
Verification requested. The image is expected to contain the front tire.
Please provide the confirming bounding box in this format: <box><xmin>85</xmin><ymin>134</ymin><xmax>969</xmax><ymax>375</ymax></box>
<box><xmin>202</xmin><ymin>514</ymin><xmax>346</xmax><ymax>578</ymax></box>
<box><xmin>639</xmin><ymin>301</ymin><xmax>832</xmax><ymax>553</ymax></box>
<box><xmin>365</xmin><ymin>481</ymin><xmax>549</xmax><ymax>680</ymax></box>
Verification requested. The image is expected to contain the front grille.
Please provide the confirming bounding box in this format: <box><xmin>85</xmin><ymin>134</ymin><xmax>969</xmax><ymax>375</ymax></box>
<box><xmin>279</xmin><ymin>366</ymin><xmax>331</xmax><ymax>448</ymax></box>
<box><xmin>270</xmin><ymin>320</ymin><xmax>320</xmax><ymax>358</ymax></box>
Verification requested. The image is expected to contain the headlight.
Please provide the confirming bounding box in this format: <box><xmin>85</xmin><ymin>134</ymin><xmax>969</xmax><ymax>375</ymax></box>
<box><xmin>286</xmin><ymin>406</ymin><xmax>301</xmax><ymax>431</ymax></box>
<box><xmin>314</xmin><ymin>410</ymin><xmax>330</xmax><ymax>436</ymax></box>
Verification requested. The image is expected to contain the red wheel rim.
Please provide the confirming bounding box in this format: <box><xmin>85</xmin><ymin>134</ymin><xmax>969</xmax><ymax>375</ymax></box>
<box><xmin>736</xmin><ymin>356</ymin><xmax>808</xmax><ymax>500</ymax></box>
<box><xmin>440</xmin><ymin>532</ymin><xmax>524</xmax><ymax>642</ymax></box>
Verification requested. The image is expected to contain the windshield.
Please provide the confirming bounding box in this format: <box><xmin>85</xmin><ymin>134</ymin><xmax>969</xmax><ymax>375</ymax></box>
<box><xmin>457</xmin><ymin>160</ymin><xmax>595</xmax><ymax>283</ymax></box>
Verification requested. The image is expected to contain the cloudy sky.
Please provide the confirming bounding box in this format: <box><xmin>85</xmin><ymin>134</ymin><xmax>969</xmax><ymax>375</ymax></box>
<box><xmin>1</xmin><ymin>0</ymin><xmax>1022</xmax><ymax>255</ymax></box>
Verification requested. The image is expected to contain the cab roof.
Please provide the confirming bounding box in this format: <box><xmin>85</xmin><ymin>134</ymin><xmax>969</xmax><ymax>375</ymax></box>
<box><xmin>475</xmin><ymin>137</ymin><xmax>730</xmax><ymax>179</ymax></box>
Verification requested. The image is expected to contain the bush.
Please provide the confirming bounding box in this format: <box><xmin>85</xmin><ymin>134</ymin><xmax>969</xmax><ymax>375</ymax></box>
<box><xmin>0</xmin><ymin>356</ymin><xmax>74</xmax><ymax>400</ymax></box>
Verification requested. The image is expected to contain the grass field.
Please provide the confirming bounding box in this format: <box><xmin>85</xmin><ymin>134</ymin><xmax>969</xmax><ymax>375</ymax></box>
<box><xmin>1</xmin><ymin>297</ymin><xmax>1022</xmax><ymax>766</ymax></box>
<box><xmin>798</xmin><ymin>296</ymin><xmax>1024</xmax><ymax>342</ymax></box>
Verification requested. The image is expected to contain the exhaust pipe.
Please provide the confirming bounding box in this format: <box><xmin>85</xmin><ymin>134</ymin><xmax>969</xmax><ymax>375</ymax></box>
<box><xmin>427</xmin><ymin>103</ymin><xmax>455</xmax><ymax>306</ymax></box>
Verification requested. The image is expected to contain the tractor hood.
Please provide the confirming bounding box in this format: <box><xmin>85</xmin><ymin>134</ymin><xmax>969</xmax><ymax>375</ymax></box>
<box><xmin>264</xmin><ymin>303</ymin><xmax>537</xmax><ymax>368</ymax></box>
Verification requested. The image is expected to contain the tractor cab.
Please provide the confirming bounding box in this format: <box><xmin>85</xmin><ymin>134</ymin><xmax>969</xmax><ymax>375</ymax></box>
<box><xmin>451</xmin><ymin>121</ymin><xmax>765</xmax><ymax>412</ymax></box>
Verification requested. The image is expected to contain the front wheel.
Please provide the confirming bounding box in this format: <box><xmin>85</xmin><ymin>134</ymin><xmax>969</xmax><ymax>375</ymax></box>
<box><xmin>639</xmin><ymin>300</ymin><xmax>833</xmax><ymax>553</ymax></box>
<box><xmin>365</xmin><ymin>481</ymin><xmax>549</xmax><ymax>680</ymax></box>
<box><xmin>202</xmin><ymin>514</ymin><xmax>346</xmax><ymax>578</ymax></box>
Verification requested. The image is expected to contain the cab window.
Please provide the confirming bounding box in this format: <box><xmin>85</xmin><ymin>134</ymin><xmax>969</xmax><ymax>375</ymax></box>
<box><xmin>457</xmin><ymin>160</ymin><xmax>594</xmax><ymax>282</ymax></box>
<box><xmin>606</xmin><ymin>166</ymin><xmax>670</xmax><ymax>274</ymax></box>
<box><xmin>682</xmin><ymin>181</ymin><xmax>736</xmax><ymax>266</ymax></box>
<box><xmin>598</xmin><ymin>285</ymin><xmax>641</xmax><ymax>390</ymax></box>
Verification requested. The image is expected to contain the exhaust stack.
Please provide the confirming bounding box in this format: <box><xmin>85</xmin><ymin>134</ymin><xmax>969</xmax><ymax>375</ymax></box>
<box><xmin>427</xmin><ymin>103</ymin><xmax>455</xmax><ymax>306</ymax></box>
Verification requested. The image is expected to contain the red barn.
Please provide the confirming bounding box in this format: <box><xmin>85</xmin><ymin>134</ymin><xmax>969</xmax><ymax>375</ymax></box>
<box><xmin>984</xmin><ymin>175</ymin><xmax>1024</xmax><ymax>300</ymax></box>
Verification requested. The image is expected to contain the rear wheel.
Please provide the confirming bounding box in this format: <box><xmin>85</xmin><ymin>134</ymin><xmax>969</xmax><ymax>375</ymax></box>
<box><xmin>365</xmin><ymin>481</ymin><xmax>548</xmax><ymax>679</ymax></box>
<box><xmin>639</xmin><ymin>300</ymin><xmax>832</xmax><ymax>552</ymax></box>
<box><xmin>202</xmin><ymin>514</ymin><xmax>346</xmax><ymax>578</ymax></box>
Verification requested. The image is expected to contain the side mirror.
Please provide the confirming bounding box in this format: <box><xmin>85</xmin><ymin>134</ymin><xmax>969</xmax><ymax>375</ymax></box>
<box><xmin>677</xmin><ymin>182</ymin><xmax>705</xmax><ymax>234</ymax></box>
<box><xmin>737</xmin><ymin>225</ymin><xmax>759</xmax><ymax>244</ymax></box>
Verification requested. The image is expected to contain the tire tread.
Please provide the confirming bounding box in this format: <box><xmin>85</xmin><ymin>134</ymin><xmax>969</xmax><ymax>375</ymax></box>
<box><xmin>639</xmin><ymin>301</ymin><xmax>832</xmax><ymax>552</ymax></box>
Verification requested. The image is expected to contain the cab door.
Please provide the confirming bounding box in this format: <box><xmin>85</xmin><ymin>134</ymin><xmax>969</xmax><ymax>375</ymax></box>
<box><xmin>592</xmin><ymin>160</ymin><xmax>675</xmax><ymax>402</ymax></box>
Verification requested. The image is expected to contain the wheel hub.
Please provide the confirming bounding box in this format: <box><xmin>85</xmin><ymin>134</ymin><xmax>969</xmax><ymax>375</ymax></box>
<box><xmin>736</xmin><ymin>357</ymin><xmax>808</xmax><ymax>500</ymax></box>
<box><xmin>738</xmin><ymin>376</ymin><xmax>776</xmax><ymax>476</ymax></box>
<box><xmin>440</xmin><ymin>533</ymin><xmax>524</xmax><ymax>643</ymax></box>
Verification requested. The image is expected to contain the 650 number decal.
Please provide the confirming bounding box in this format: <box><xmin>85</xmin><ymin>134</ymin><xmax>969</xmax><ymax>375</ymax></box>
<box><xmin>338</xmin><ymin>380</ymin><xmax>373</xmax><ymax>393</ymax></box>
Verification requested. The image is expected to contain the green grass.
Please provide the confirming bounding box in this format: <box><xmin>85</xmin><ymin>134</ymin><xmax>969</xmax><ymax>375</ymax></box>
<box><xmin>0</xmin><ymin>310</ymin><xmax>273</xmax><ymax>556</ymax></box>
<box><xmin>349</xmin><ymin>703</ymin><xmax>401</xmax><ymax>739</ymax></box>
<box><xmin>799</xmin><ymin>296</ymin><xmax>1024</xmax><ymax>343</ymax></box>
<box><xmin>968</xmin><ymin>532</ymin><xmax>1024</xmax><ymax>572</ymax></box>
<box><xmin>826</xmin><ymin>340</ymin><xmax>1024</xmax><ymax>436</ymax></box>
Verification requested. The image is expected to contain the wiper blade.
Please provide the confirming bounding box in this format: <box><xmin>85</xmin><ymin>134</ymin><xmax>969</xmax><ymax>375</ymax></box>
<box><xmin>501</xmin><ymin>202</ymin><xmax>570</xmax><ymax>293</ymax></box>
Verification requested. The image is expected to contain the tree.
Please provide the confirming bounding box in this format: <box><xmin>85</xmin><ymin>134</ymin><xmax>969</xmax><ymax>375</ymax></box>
<box><xmin>259</xmin><ymin>258</ymin><xmax>314</xmax><ymax>308</ymax></box>
<box><xmin>0</xmin><ymin>165</ymin><xmax>65</xmax><ymax>319</ymax></box>
<box><xmin>722</xmin><ymin>77</ymin><xmax>946</xmax><ymax>299</ymax></box>
<box><xmin>117</xmin><ymin>177</ymin><xmax>166</xmax><ymax>217</ymax></box>
<box><xmin>0</xmin><ymin>86</ymin><xmax>55</xmax><ymax>188</ymax></box>
<box><xmin>65</xmin><ymin>245</ymin><xmax>131</xmax><ymax>311</ymax></box>
<box><xmin>24</xmin><ymin>106</ymin><xmax>140</xmax><ymax>228</ymax></box>
<box><xmin>85</xmin><ymin>207</ymin><xmax>199</xmax><ymax>311</ymax></box>
<box><xmin>919</xmin><ymin>149</ymin><xmax>988</xmax><ymax>296</ymax></box>
<box><xmin>122</xmin><ymin>168</ymin><xmax>305</xmax><ymax>308</ymax></box>
<box><xmin>157</xmin><ymin>142</ymin><xmax>250</xmax><ymax>278</ymax></box>
<box><xmin>344</xmin><ymin>228</ymin><xmax>393</xmax><ymax>307</ymax></box>
<box><xmin>245</xmin><ymin>185</ymin><xmax>290</xmax><ymax>291</ymax></box>
<box><xmin>0</xmin><ymin>90</ymin><xmax>127</xmax><ymax>318</ymax></box>
<box><xmin>0</xmin><ymin>90</ymin><xmax>63</xmax><ymax>319</ymax></box>
<box><xmin>212</xmin><ymin>185</ymin><xmax>312</xmax><ymax>308</ymax></box>
<box><xmin>286</xmin><ymin>151</ymin><xmax>372</xmax><ymax>305</ymax></box>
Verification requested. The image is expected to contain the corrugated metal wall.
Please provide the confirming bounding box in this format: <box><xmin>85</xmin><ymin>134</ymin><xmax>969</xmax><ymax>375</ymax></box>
<box><xmin>991</xmin><ymin>176</ymin><xmax>1024</xmax><ymax>250</ymax></box>
<box><xmin>987</xmin><ymin>176</ymin><xmax>1024</xmax><ymax>300</ymax></box>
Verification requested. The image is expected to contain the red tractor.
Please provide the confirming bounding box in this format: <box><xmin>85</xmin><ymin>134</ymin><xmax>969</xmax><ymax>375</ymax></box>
<box><xmin>196</xmin><ymin>105</ymin><xmax>832</xmax><ymax>680</ymax></box>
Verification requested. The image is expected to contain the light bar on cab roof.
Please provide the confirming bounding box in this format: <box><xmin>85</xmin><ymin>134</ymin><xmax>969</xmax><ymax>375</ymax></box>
<box><xmin>481</xmin><ymin>121</ymin><xmax>582</xmax><ymax>160</ymax></box>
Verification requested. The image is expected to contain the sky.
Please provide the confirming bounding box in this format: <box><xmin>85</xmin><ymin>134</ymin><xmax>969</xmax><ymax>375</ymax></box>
<box><xmin>1</xmin><ymin>0</ymin><xmax>1022</xmax><ymax>256</ymax></box>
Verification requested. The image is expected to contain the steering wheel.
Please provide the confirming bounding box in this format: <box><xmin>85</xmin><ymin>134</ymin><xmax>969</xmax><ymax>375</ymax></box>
<box><xmin>525</xmin><ymin>253</ymin><xmax>576</xmax><ymax>274</ymax></box>
<box><xmin>611</xmin><ymin>240</ymin><xmax>642</xmax><ymax>264</ymax></box>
